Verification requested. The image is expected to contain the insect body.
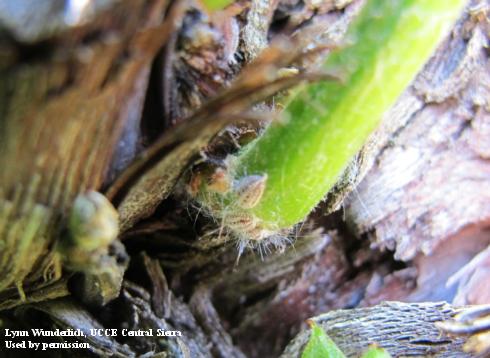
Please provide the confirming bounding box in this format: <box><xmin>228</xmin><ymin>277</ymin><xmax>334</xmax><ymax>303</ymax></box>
<box><xmin>189</xmin><ymin>166</ymin><xmax>270</xmax><ymax>243</ymax></box>
<box><xmin>233</xmin><ymin>174</ymin><xmax>267</xmax><ymax>209</ymax></box>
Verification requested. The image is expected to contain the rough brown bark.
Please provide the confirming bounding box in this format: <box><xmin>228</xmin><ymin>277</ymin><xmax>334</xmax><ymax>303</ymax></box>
<box><xmin>281</xmin><ymin>302</ymin><xmax>482</xmax><ymax>357</ymax></box>
<box><xmin>343</xmin><ymin>0</ymin><xmax>490</xmax><ymax>263</ymax></box>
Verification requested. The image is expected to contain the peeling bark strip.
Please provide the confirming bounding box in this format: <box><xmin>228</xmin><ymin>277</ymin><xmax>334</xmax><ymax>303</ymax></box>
<box><xmin>281</xmin><ymin>302</ymin><xmax>477</xmax><ymax>357</ymax></box>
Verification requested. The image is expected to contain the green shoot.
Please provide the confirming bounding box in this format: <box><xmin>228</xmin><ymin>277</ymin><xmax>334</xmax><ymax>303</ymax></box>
<box><xmin>193</xmin><ymin>0</ymin><xmax>467</xmax><ymax>243</ymax></box>
<box><xmin>301</xmin><ymin>321</ymin><xmax>346</xmax><ymax>358</ymax></box>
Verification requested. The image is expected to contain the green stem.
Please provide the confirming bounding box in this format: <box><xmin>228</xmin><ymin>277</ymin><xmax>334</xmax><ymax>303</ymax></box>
<box><xmin>194</xmin><ymin>0</ymin><xmax>467</xmax><ymax>242</ymax></box>
<box><xmin>233</xmin><ymin>0</ymin><xmax>466</xmax><ymax>229</ymax></box>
